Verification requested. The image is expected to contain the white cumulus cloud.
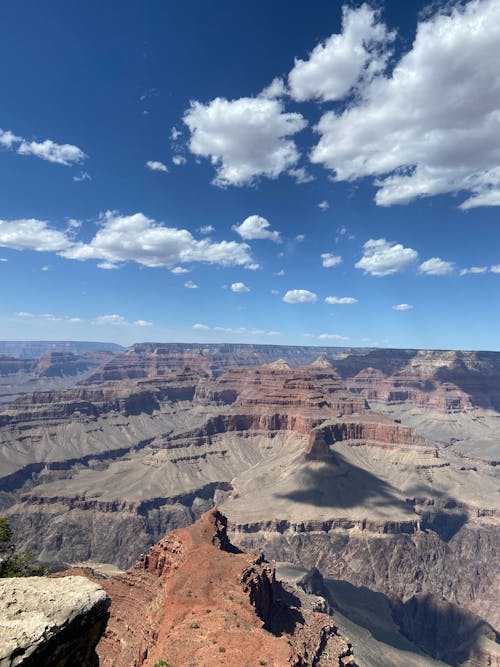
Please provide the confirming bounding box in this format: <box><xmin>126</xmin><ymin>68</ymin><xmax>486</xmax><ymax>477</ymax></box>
<box><xmin>183</xmin><ymin>96</ymin><xmax>306</xmax><ymax>187</ymax></box>
<box><xmin>184</xmin><ymin>280</ymin><xmax>198</xmax><ymax>289</ymax></box>
<box><xmin>17</xmin><ymin>138</ymin><xmax>86</xmax><ymax>165</ymax></box>
<box><xmin>392</xmin><ymin>303</ymin><xmax>413</xmax><ymax>311</ymax></box>
<box><xmin>231</xmin><ymin>282</ymin><xmax>250</xmax><ymax>293</ymax></box>
<box><xmin>321</xmin><ymin>253</ymin><xmax>342</xmax><ymax>268</ymax></box>
<box><xmin>60</xmin><ymin>211</ymin><xmax>255</xmax><ymax>270</ymax></box>
<box><xmin>288</xmin><ymin>4</ymin><xmax>394</xmax><ymax>103</ymax></box>
<box><xmin>232</xmin><ymin>215</ymin><xmax>281</xmax><ymax>242</ymax></box>
<box><xmin>0</xmin><ymin>219</ymin><xmax>72</xmax><ymax>252</ymax></box>
<box><xmin>355</xmin><ymin>239</ymin><xmax>418</xmax><ymax>276</ymax></box>
<box><xmin>283</xmin><ymin>289</ymin><xmax>317</xmax><ymax>304</ymax></box>
<box><xmin>192</xmin><ymin>323</ymin><xmax>210</xmax><ymax>330</ymax></box>
<box><xmin>260</xmin><ymin>77</ymin><xmax>287</xmax><ymax>99</ymax></box>
<box><xmin>419</xmin><ymin>257</ymin><xmax>455</xmax><ymax>276</ymax></box>
<box><xmin>310</xmin><ymin>0</ymin><xmax>500</xmax><ymax>209</ymax></box>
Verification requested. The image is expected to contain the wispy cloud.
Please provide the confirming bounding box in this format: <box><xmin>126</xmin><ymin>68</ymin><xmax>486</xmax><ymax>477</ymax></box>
<box><xmin>146</xmin><ymin>160</ymin><xmax>168</xmax><ymax>172</ymax></box>
<box><xmin>198</xmin><ymin>225</ymin><xmax>215</xmax><ymax>234</ymax></box>
<box><xmin>325</xmin><ymin>296</ymin><xmax>357</xmax><ymax>305</ymax></box>
<box><xmin>459</xmin><ymin>266</ymin><xmax>488</xmax><ymax>276</ymax></box>
<box><xmin>13</xmin><ymin>311</ymin><xmax>152</xmax><ymax>326</ymax></box>
<box><xmin>317</xmin><ymin>333</ymin><xmax>349</xmax><ymax>340</ymax></box>
<box><xmin>392</xmin><ymin>303</ymin><xmax>413</xmax><ymax>311</ymax></box>
<box><xmin>192</xmin><ymin>323</ymin><xmax>280</xmax><ymax>336</ymax></box>
<box><xmin>73</xmin><ymin>171</ymin><xmax>91</xmax><ymax>182</ymax></box>
<box><xmin>0</xmin><ymin>128</ymin><xmax>86</xmax><ymax>165</ymax></box>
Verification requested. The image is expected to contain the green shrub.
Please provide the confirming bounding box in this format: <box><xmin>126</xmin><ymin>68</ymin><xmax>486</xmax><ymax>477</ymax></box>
<box><xmin>0</xmin><ymin>518</ymin><xmax>45</xmax><ymax>578</ymax></box>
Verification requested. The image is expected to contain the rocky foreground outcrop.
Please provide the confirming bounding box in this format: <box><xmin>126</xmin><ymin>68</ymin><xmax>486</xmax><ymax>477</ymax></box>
<box><xmin>87</xmin><ymin>509</ymin><xmax>356</xmax><ymax>667</ymax></box>
<box><xmin>0</xmin><ymin>575</ymin><xmax>110</xmax><ymax>667</ymax></box>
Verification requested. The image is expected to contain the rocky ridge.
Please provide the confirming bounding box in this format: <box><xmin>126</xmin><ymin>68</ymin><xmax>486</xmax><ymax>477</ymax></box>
<box><xmin>87</xmin><ymin>509</ymin><xmax>356</xmax><ymax>666</ymax></box>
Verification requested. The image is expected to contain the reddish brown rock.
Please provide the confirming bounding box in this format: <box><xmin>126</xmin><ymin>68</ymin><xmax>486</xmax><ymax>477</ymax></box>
<box><xmin>90</xmin><ymin>510</ymin><xmax>356</xmax><ymax>667</ymax></box>
<box><xmin>306</xmin><ymin>414</ymin><xmax>434</xmax><ymax>460</ymax></box>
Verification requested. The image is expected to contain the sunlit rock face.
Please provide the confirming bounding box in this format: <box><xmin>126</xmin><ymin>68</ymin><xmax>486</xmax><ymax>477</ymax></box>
<box><xmin>0</xmin><ymin>576</ymin><xmax>110</xmax><ymax>667</ymax></box>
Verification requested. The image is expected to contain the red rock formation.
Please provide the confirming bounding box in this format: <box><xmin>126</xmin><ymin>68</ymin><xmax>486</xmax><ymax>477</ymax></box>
<box><xmin>1</xmin><ymin>368</ymin><xmax>201</xmax><ymax>426</ymax></box>
<box><xmin>200</xmin><ymin>364</ymin><xmax>368</xmax><ymax>416</ymax></box>
<box><xmin>84</xmin><ymin>343</ymin><xmax>352</xmax><ymax>383</ymax></box>
<box><xmin>337</xmin><ymin>349</ymin><xmax>500</xmax><ymax>411</ymax></box>
<box><xmin>91</xmin><ymin>510</ymin><xmax>356</xmax><ymax>667</ymax></box>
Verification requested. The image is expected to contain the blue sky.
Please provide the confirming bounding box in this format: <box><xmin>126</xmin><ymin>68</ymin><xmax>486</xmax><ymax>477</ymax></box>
<box><xmin>0</xmin><ymin>0</ymin><xmax>499</xmax><ymax>349</ymax></box>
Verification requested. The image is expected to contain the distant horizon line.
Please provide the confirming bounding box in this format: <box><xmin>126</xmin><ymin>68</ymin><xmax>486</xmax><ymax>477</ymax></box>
<box><xmin>1</xmin><ymin>339</ymin><xmax>499</xmax><ymax>354</ymax></box>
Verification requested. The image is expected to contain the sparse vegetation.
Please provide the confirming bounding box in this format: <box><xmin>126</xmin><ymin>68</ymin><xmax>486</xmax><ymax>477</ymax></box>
<box><xmin>0</xmin><ymin>518</ymin><xmax>45</xmax><ymax>578</ymax></box>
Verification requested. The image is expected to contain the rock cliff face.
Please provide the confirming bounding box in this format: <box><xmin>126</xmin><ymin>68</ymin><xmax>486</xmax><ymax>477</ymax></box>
<box><xmin>340</xmin><ymin>349</ymin><xmax>500</xmax><ymax>412</ymax></box>
<box><xmin>391</xmin><ymin>593</ymin><xmax>500</xmax><ymax>666</ymax></box>
<box><xmin>0</xmin><ymin>575</ymin><xmax>110</xmax><ymax>667</ymax></box>
<box><xmin>0</xmin><ymin>349</ymin><xmax>118</xmax><ymax>408</ymax></box>
<box><xmin>1</xmin><ymin>343</ymin><xmax>500</xmax><ymax>664</ymax></box>
<box><xmin>89</xmin><ymin>509</ymin><xmax>356</xmax><ymax>667</ymax></box>
<box><xmin>85</xmin><ymin>342</ymin><xmax>355</xmax><ymax>382</ymax></box>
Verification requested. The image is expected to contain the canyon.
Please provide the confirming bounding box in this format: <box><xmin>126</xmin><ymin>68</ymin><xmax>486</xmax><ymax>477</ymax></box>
<box><xmin>0</xmin><ymin>342</ymin><xmax>499</xmax><ymax>666</ymax></box>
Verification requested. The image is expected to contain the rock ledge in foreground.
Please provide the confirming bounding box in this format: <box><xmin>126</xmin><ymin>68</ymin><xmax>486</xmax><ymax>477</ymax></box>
<box><xmin>0</xmin><ymin>575</ymin><xmax>110</xmax><ymax>667</ymax></box>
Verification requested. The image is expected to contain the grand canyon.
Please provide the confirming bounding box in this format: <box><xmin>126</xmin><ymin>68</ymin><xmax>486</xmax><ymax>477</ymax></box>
<box><xmin>0</xmin><ymin>341</ymin><xmax>499</xmax><ymax>666</ymax></box>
